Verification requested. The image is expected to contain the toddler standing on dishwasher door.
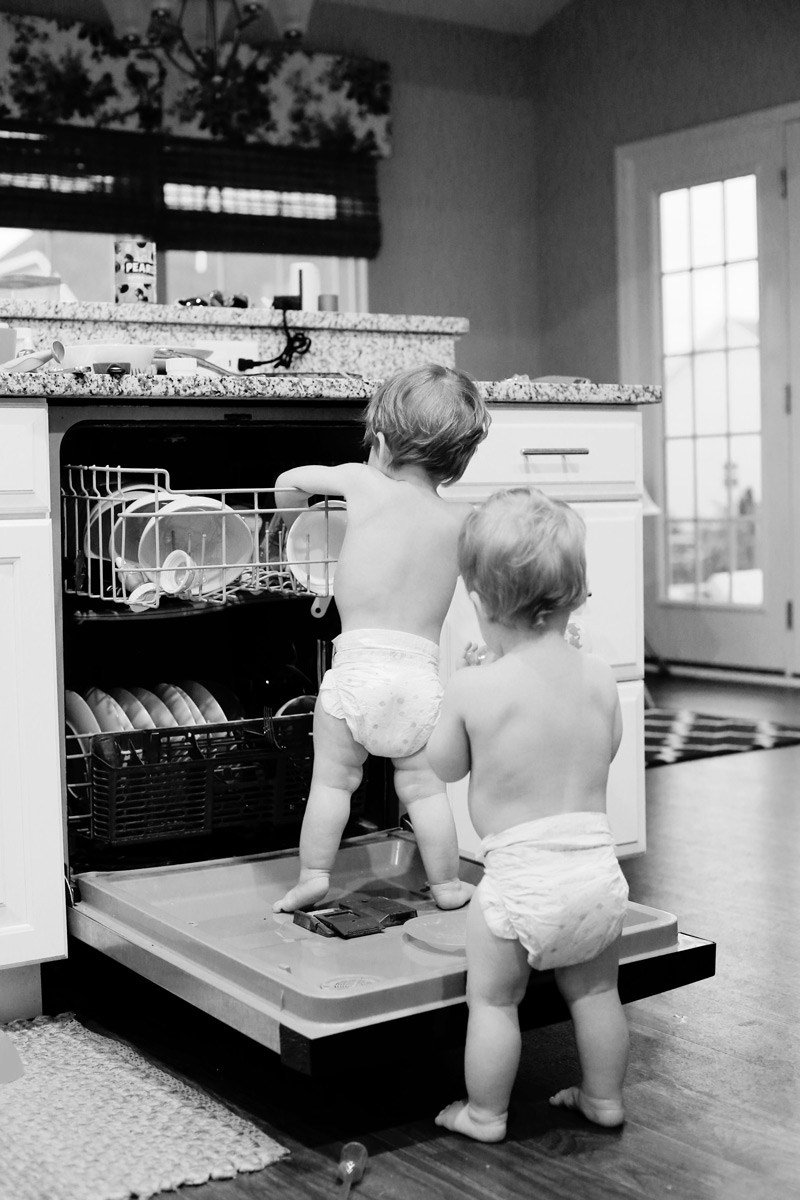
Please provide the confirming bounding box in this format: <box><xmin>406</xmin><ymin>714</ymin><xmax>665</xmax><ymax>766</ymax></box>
<box><xmin>429</xmin><ymin>486</ymin><xmax>630</xmax><ymax>1142</ymax></box>
<box><xmin>272</xmin><ymin>363</ymin><xmax>490</xmax><ymax>914</ymax></box>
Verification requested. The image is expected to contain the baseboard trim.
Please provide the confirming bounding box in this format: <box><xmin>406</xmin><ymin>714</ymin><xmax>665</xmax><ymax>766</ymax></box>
<box><xmin>645</xmin><ymin>661</ymin><xmax>800</xmax><ymax>689</ymax></box>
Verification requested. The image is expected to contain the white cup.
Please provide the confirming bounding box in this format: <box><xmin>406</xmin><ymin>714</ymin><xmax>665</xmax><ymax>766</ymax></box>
<box><xmin>160</xmin><ymin>549</ymin><xmax>197</xmax><ymax>594</ymax></box>
<box><xmin>127</xmin><ymin>581</ymin><xmax>160</xmax><ymax>613</ymax></box>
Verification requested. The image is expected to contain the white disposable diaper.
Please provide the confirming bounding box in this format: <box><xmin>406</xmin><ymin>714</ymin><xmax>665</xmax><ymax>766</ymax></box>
<box><xmin>477</xmin><ymin>812</ymin><xmax>629</xmax><ymax>971</ymax></box>
<box><xmin>318</xmin><ymin>628</ymin><xmax>443</xmax><ymax>758</ymax></box>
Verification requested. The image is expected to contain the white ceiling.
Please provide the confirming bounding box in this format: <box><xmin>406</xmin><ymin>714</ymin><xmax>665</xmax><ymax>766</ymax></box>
<box><xmin>329</xmin><ymin>0</ymin><xmax>572</xmax><ymax>36</ymax></box>
<box><xmin>0</xmin><ymin>0</ymin><xmax>573</xmax><ymax>38</ymax></box>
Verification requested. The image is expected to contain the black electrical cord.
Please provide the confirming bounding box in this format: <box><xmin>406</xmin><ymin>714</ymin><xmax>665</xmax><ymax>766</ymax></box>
<box><xmin>240</xmin><ymin>307</ymin><xmax>312</xmax><ymax>372</ymax></box>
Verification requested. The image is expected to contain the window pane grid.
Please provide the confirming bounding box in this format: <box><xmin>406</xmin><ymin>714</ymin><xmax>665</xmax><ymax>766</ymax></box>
<box><xmin>658</xmin><ymin>175</ymin><xmax>762</xmax><ymax>606</ymax></box>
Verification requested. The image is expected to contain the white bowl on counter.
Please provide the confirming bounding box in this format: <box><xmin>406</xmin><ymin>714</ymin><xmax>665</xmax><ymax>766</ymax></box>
<box><xmin>57</xmin><ymin>342</ymin><xmax>157</xmax><ymax>371</ymax></box>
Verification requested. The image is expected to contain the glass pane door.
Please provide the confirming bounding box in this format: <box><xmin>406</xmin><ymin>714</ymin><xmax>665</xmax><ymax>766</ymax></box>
<box><xmin>660</xmin><ymin>176</ymin><xmax>763</xmax><ymax>606</ymax></box>
<box><xmin>617</xmin><ymin>115</ymin><xmax>793</xmax><ymax>673</ymax></box>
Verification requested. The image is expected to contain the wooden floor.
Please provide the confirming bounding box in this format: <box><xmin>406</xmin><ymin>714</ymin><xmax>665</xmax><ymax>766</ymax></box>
<box><xmin>46</xmin><ymin>670</ymin><xmax>800</xmax><ymax>1200</ymax></box>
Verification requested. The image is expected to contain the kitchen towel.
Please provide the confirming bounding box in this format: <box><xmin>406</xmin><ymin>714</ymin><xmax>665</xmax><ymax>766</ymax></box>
<box><xmin>0</xmin><ymin>1013</ymin><xmax>288</xmax><ymax>1200</ymax></box>
<box><xmin>645</xmin><ymin>707</ymin><xmax>800</xmax><ymax>767</ymax></box>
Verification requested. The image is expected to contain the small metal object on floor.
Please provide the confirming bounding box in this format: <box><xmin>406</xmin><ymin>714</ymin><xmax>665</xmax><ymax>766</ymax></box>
<box><xmin>338</xmin><ymin>1141</ymin><xmax>368</xmax><ymax>1196</ymax></box>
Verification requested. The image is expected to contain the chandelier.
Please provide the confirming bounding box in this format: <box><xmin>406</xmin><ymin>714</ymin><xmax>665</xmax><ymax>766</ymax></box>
<box><xmin>105</xmin><ymin>0</ymin><xmax>316</xmax><ymax>139</ymax></box>
<box><xmin>107</xmin><ymin>1</ymin><xmax>316</xmax><ymax>67</ymax></box>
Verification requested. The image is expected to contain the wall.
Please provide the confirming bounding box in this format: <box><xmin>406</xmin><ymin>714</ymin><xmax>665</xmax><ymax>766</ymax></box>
<box><xmin>531</xmin><ymin>0</ymin><xmax>800</xmax><ymax>383</ymax></box>
<box><xmin>311</xmin><ymin>4</ymin><xmax>539</xmax><ymax>380</ymax></box>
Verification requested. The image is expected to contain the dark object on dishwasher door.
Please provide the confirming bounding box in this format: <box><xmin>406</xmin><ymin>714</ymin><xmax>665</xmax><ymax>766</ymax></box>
<box><xmin>293</xmin><ymin>894</ymin><xmax>418</xmax><ymax>938</ymax></box>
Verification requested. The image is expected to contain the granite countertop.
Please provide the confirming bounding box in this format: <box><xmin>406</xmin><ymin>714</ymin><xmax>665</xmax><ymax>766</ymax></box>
<box><xmin>0</xmin><ymin>299</ymin><xmax>469</xmax><ymax>336</ymax></box>
<box><xmin>0</xmin><ymin>371</ymin><xmax>661</xmax><ymax>405</ymax></box>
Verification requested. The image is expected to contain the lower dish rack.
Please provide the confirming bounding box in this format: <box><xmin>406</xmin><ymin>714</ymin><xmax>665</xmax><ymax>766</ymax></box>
<box><xmin>67</xmin><ymin>711</ymin><xmax>366</xmax><ymax>845</ymax></box>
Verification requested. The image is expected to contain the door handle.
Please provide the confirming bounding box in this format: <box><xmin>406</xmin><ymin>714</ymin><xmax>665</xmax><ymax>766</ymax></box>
<box><xmin>520</xmin><ymin>447</ymin><xmax>590</xmax><ymax>456</ymax></box>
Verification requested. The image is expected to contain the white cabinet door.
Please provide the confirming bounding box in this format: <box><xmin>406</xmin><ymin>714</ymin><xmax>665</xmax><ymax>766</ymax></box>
<box><xmin>439</xmin><ymin>517</ymin><xmax>645</xmax><ymax>858</ymax></box>
<box><xmin>573</xmin><ymin>500</ymin><xmax>644</xmax><ymax>681</ymax></box>
<box><xmin>607</xmin><ymin>680</ymin><xmax>645</xmax><ymax>856</ymax></box>
<box><xmin>0</xmin><ymin>405</ymin><xmax>50</xmax><ymax>515</ymax></box>
<box><xmin>0</xmin><ymin>519</ymin><xmax>67</xmax><ymax>966</ymax></box>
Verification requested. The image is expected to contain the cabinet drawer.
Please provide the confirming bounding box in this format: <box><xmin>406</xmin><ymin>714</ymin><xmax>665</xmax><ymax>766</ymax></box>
<box><xmin>449</xmin><ymin>408</ymin><xmax>642</xmax><ymax>499</ymax></box>
<box><xmin>0</xmin><ymin>405</ymin><xmax>50</xmax><ymax>515</ymax></box>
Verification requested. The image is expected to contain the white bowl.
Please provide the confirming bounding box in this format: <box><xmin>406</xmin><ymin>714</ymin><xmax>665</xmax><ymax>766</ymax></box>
<box><xmin>285</xmin><ymin>501</ymin><xmax>347</xmax><ymax>595</ymax></box>
<box><xmin>110</xmin><ymin>493</ymin><xmax>188</xmax><ymax>564</ymax></box>
<box><xmin>84</xmin><ymin>484</ymin><xmax>156</xmax><ymax>561</ymax></box>
<box><xmin>58</xmin><ymin>342</ymin><xmax>157</xmax><ymax>371</ymax></box>
<box><xmin>137</xmin><ymin>496</ymin><xmax>253</xmax><ymax>595</ymax></box>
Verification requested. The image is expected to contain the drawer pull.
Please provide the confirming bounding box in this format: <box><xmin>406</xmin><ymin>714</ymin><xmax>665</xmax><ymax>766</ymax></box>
<box><xmin>521</xmin><ymin>447</ymin><xmax>590</xmax><ymax>456</ymax></box>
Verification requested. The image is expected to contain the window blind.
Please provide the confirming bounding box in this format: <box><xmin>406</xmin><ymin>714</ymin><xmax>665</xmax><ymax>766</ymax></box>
<box><xmin>0</xmin><ymin>121</ymin><xmax>381</xmax><ymax>258</ymax></box>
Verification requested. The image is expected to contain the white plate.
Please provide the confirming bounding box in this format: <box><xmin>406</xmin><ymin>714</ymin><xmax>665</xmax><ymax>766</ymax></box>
<box><xmin>128</xmin><ymin>687</ymin><xmax>179</xmax><ymax>728</ymax></box>
<box><xmin>403</xmin><ymin>909</ymin><xmax>469</xmax><ymax>953</ymax></box>
<box><xmin>194</xmin><ymin>680</ymin><xmax>245</xmax><ymax>721</ymax></box>
<box><xmin>137</xmin><ymin>496</ymin><xmax>253</xmax><ymax>595</ymax></box>
<box><xmin>153</xmin><ymin>683</ymin><xmax>197</xmax><ymax>726</ymax></box>
<box><xmin>178</xmin><ymin>680</ymin><xmax>228</xmax><ymax>724</ymax></box>
<box><xmin>172</xmin><ymin>684</ymin><xmax>207</xmax><ymax>725</ymax></box>
<box><xmin>107</xmin><ymin>687</ymin><xmax>156</xmax><ymax>730</ymax></box>
<box><xmin>84</xmin><ymin>686</ymin><xmax>135</xmax><ymax>734</ymax></box>
<box><xmin>65</xmin><ymin>690</ymin><xmax>102</xmax><ymax>743</ymax></box>
<box><xmin>285</xmin><ymin>501</ymin><xmax>347</xmax><ymax>595</ymax></box>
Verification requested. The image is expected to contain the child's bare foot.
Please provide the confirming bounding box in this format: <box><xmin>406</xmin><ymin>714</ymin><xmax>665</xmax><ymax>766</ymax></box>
<box><xmin>272</xmin><ymin>869</ymin><xmax>330</xmax><ymax>913</ymax></box>
<box><xmin>549</xmin><ymin>1086</ymin><xmax>624</xmax><ymax>1127</ymax></box>
<box><xmin>429</xmin><ymin>879</ymin><xmax>475</xmax><ymax>910</ymax></box>
<box><xmin>435</xmin><ymin>1099</ymin><xmax>506</xmax><ymax>1142</ymax></box>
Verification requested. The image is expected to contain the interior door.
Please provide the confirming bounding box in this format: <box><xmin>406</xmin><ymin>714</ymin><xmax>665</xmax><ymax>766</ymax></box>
<box><xmin>618</xmin><ymin>115</ymin><xmax>794</xmax><ymax>672</ymax></box>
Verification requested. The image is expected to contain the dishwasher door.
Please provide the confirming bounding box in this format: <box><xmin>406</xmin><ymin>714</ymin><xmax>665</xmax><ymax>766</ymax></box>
<box><xmin>69</xmin><ymin>831</ymin><xmax>715</xmax><ymax>1073</ymax></box>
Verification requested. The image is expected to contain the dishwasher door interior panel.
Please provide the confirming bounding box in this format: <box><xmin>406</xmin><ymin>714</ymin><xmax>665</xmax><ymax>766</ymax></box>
<box><xmin>68</xmin><ymin>830</ymin><xmax>715</xmax><ymax>1072</ymax></box>
<box><xmin>57</xmin><ymin>411</ymin><xmax>716</xmax><ymax>1071</ymax></box>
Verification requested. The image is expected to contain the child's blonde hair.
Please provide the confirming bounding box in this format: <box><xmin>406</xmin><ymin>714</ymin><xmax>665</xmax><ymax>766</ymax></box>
<box><xmin>459</xmin><ymin>487</ymin><xmax>588</xmax><ymax>628</ymax></box>
<box><xmin>363</xmin><ymin>364</ymin><xmax>490</xmax><ymax>485</ymax></box>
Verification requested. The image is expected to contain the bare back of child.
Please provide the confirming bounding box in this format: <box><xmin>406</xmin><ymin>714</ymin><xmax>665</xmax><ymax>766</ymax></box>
<box><xmin>272</xmin><ymin>365</ymin><xmax>490</xmax><ymax>914</ymax></box>
<box><xmin>428</xmin><ymin>487</ymin><xmax>630</xmax><ymax>1141</ymax></box>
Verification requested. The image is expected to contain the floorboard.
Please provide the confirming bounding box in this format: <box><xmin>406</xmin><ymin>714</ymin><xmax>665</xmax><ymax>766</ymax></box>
<box><xmin>44</xmin><ymin>672</ymin><xmax>800</xmax><ymax>1200</ymax></box>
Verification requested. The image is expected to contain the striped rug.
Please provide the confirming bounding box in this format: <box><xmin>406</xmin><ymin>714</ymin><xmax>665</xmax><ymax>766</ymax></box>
<box><xmin>645</xmin><ymin>708</ymin><xmax>800</xmax><ymax>767</ymax></box>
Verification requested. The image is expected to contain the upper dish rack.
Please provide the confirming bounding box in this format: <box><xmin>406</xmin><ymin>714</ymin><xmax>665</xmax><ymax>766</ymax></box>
<box><xmin>61</xmin><ymin>464</ymin><xmax>346</xmax><ymax>614</ymax></box>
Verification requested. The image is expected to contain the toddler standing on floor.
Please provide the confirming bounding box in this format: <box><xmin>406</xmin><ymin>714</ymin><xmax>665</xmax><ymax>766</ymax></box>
<box><xmin>428</xmin><ymin>486</ymin><xmax>630</xmax><ymax>1142</ymax></box>
<box><xmin>273</xmin><ymin>363</ymin><xmax>490</xmax><ymax>914</ymax></box>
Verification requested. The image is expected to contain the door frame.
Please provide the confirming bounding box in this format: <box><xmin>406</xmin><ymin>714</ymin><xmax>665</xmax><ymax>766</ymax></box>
<box><xmin>616</xmin><ymin>103</ymin><xmax>800</xmax><ymax>675</ymax></box>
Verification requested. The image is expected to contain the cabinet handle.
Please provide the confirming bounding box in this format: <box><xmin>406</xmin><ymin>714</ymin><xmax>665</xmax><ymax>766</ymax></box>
<box><xmin>520</xmin><ymin>447</ymin><xmax>590</xmax><ymax>456</ymax></box>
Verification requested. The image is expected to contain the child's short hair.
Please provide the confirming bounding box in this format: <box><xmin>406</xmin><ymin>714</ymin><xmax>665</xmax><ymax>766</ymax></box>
<box><xmin>458</xmin><ymin>487</ymin><xmax>588</xmax><ymax>628</ymax></box>
<box><xmin>363</xmin><ymin>363</ymin><xmax>490</xmax><ymax>485</ymax></box>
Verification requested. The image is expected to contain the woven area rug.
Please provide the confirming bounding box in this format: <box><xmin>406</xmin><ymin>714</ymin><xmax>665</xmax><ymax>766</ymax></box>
<box><xmin>645</xmin><ymin>707</ymin><xmax>800</xmax><ymax>767</ymax></box>
<box><xmin>0</xmin><ymin>1013</ymin><xmax>288</xmax><ymax>1200</ymax></box>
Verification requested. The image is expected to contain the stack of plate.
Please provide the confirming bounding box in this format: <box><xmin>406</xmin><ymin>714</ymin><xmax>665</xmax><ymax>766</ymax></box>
<box><xmin>65</xmin><ymin>681</ymin><xmax>244</xmax><ymax>737</ymax></box>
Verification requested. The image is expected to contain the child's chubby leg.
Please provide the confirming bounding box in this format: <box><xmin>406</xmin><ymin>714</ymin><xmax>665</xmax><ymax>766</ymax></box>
<box><xmin>436</xmin><ymin>895</ymin><xmax>531</xmax><ymax>1141</ymax></box>
<box><xmin>392</xmin><ymin>746</ymin><xmax>473</xmax><ymax>910</ymax></box>
<box><xmin>273</xmin><ymin>701</ymin><xmax>368</xmax><ymax>913</ymax></box>
<box><xmin>550</xmin><ymin>934</ymin><xmax>628</xmax><ymax>1127</ymax></box>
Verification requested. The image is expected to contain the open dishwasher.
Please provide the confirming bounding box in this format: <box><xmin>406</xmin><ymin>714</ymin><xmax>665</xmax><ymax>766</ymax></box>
<box><xmin>52</xmin><ymin>401</ymin><xmax>715</xmax><ymax>1073</ymax></box>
